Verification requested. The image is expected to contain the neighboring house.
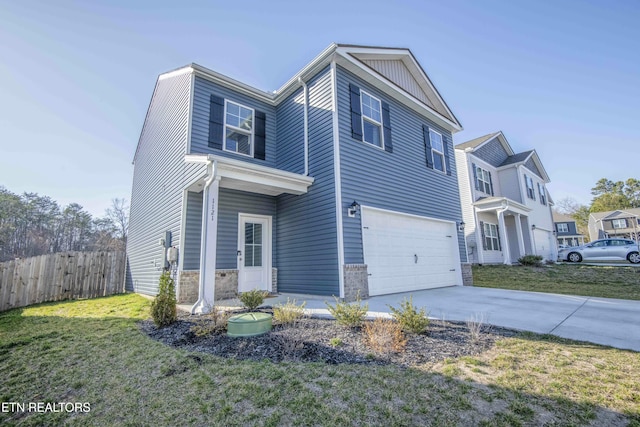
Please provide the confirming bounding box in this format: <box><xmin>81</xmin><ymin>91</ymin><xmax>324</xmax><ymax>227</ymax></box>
<box><xmin>455</xmin><ymin>131</ymin><xmax>556</xmax><ymax>264</ymax></box>
<box><xmin>588</xmin><ymin>208</ymin><xmax>640</xmax><ymax>242</ymax></box>
<box><xmin>552</xmin><ymin>212</ymin><xmax>585</xmax><ymax>247</ymax></box>
<box><xmin>126</xmin><ymin>43</ymin><xmax>470</xmax><ymax>313</ymax></box>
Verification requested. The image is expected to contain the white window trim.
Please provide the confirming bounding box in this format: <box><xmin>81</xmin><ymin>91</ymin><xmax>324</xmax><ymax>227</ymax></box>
<box><xmin>484</xmin><ymin>222</ymin><xmax>500</xmax><ymax>251</ymax></box>
<box><xmin>428</xmin><ymin>128</ymin><xmax>446</xmax><ymax>174</ymax></box>
<box><xmin>526</xmin><ymin>176</ymin><xmax>535</xmax><ymax>199</ymax></box>
<box><xmin>223</xmin><ymin>99</ymin><xmax>255</xmax><ymax>158</ymax></box>
<box><xmin>475</xmin><ymin>165</ymin><xmax>491</xmax><ymax>194</ymax></box>
<box><xmin>557</xmin><ymin>223</ymin><xmax>569</xmax><ymax>233</ymax></box>
<box><xmin>360</xmin><ymin>90</ymin><xmax>384</xmax><ymax>150</ymax></box>
<box><xmin>612</xmin><ymin>219</ymin><xmax>627</xmax><ymax>229</ymax></box>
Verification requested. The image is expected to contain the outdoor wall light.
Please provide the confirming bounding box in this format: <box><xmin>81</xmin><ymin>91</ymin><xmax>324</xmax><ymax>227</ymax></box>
<box><xmin>532</xmin><ymin>224</ymin><xmax>536</xmax><ymax>230</ymax></box>
<box><xmin>348</xmin><ymin>200</ymin><xmax>360</xmax><ymax>218</ymax></box>
<box><xmin>458</xmin><ymin>221</ymin><xmax>465</xmax><ymax>232</ymax></box>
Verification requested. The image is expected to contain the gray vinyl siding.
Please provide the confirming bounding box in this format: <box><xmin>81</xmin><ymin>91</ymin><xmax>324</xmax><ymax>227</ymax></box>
<box><xmin>474</xmin><ymin>138</ymin><xmax>510</xmax><ymax>167</ymax></box>
<box><xmin>276</xmin><ymin>67</ymin><xmax>339</xmax><ymax>295</ymax></box>
<box><xmin>126</xmin><ymin>72</ymin><xmax>205</xmax><ymax>295</ymax></box>
<box><xmin>216</xmin><ymin>188</ymin><xmax>277</xmax><ymax>269</ymax></box>
<box><xmin>190</xmin><ymin>75</ymin><xmax>277</xmax><ymax>166</ymax></box>
<box><xmin>183</xmin><ymin>190</ymin><xmax>203</xmax><ymax>270</ymax></box>
<box><xmin>497</xmin><ymin>167</ymin><xmax>522</xmax><ymax>203</ymax></box>
<box><xmin>275</xmin><ymin>87</ymin><xmax>306</xmax><ymax>174</ymax></box>
<box><xmin>337</xmin><ymin>67</ymin><xmax>467</xmax><ymax>264</ymax></box>
<box><xmin>524</xmin><ymin>157</ymin><xmax>543</xmax><ymax>179</ymax></box>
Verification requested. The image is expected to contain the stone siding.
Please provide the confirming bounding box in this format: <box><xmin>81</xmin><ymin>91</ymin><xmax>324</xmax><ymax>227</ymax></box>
<box><xmin>215</xmin><ymin>269</ymin><xmax>238</xmax><ymax>300</ymax></box>
<box><xmin>271</xmin><ymin>268</ymin><xmax>278</xmax><ymax>293</ymax></box>
<box><xmin>461</xmin><ymin>263</ymin><xmax>473</xmax><ymax>286</ymax></box>
<box><xmin>177</xmin><ymin>271</ymin><xmax>199</xmax><ymax>304</ymax></box>
<box><xmin>343</xmin><ymin>264</ymin><xmax>369</xmax><ymax>302</ymax></box>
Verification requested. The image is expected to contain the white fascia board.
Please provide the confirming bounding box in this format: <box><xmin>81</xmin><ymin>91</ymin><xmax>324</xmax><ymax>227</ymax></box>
<box><xmin>473</xmin><ymin>197</ymin><xmax>531</xmax><ymax>214</ymax></box>
<box><xmin>334</xmin><ymin>51</ymin><xmax>462</xmax><ymax>133</ymax></box>
<box><xmin>158</xmin><ymin>65</ymin><xmax>194</xmax><ymax>81</ymax></box>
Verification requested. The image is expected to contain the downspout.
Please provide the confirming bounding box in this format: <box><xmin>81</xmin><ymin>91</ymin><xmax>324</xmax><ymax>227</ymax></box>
<box><xmin>496</xmin><ymin>204</ymin><xmax>511</xmax><ymax>265</ymax></box>
<box><xmin>298</xmin><ymin>76</ymin><xmax>310</xmax><ymax>176</ymax></box>
<box><xmin>191</xmin><ymin>158</ymin><xmax>217</xmax><ymax>314</ymax></box>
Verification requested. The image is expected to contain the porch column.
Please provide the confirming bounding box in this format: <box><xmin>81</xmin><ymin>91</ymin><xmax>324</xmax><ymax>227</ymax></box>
<box><xmin>474</xmin><ymin>208</ymin><xmax>484</xmax><ymax>264</ymax></box>
<box><xmin>192</xmin><ymin>175</ymin><xmax>221</xmax><ymax>314</ymax></box>
<box><xmin>498</xmin><ymin>211</ymin><xmax>511</xmax><ymax>264</ymax></box>
<box><xmin>515</xmin><ymin>213</ymin><xmax>526</xmax><ymax>257</ymax></box>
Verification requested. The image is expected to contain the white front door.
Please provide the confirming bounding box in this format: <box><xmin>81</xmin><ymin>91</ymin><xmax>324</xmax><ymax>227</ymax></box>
<box><xmin>238</xmin><ymin>214</ymin><xmax>271</xmax><ymax>293</ymax></box>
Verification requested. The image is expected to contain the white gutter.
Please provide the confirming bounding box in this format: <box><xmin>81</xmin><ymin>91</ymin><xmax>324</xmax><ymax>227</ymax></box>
<box><xmin>298</xmin><ymin>76</ymin><xmax>310</xmax><ymax>176</ymax></box>
<box><xmin>188</xmin><ymin>155</ymin><xmax>217</xmax><ymax>314</ymax></box>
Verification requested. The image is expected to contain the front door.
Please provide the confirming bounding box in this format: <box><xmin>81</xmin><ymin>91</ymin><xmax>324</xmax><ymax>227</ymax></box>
<box><xmin>238</xmin><ymin>214</ymin><xmax>271</xmax><ymax>293</ymax></box>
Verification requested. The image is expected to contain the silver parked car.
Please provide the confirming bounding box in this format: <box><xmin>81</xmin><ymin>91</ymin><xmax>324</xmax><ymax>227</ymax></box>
<box><xmin>558</xmin><ymin>239</ymin><xmax>640</xmax><ymax>264</ymax></box>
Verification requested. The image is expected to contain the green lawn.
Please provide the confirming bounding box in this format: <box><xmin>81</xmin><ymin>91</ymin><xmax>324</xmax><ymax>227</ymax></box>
<box><xmin>473</xmin><ymin>264</ymin><xmax>640</xmax><ymax>300</ymax></box>
<box><xmin>1</xmin><ymin>294</ymin><xmax>639</xmax><ymax>426</ymax></box>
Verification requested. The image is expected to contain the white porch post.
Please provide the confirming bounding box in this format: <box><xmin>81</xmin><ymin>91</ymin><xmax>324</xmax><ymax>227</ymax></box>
<box><xmin>515</xmin><ymin>213</ymin><xmax>526</xmax><ymax>257</ymax></box>
<box><xmin>498</xmin><ymin>211</ymin><xmax>511</xmax><ymax>264</ymax></box>
<box><xmin>474</xmin><ymin>208</ymin><xmax>484</xmax><ymax>264</ymax></box>
<box><xmin>192</xmin><ymin>175</ymin><xmax>221</xmax><ymax>314</ymax></box>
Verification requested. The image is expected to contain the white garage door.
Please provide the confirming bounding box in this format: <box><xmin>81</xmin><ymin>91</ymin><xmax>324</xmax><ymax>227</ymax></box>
<box><xmin>362</xmin><ymin>207</ymin><xmax>462</xmax><ymax>296</ymax></box>
<box><xmin>533</xmin><ymin>229</ymin><xmax>553</xmax><ymax>260</ymax></box>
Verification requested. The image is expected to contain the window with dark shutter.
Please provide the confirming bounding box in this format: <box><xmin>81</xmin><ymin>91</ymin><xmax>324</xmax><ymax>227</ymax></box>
<box><xmin>381</xmin><ymin>101</ymin><xmax>392</xmax><ymax>153</ymax></box>
<box><xmin>443</xmin><ymin>135</ymin><xmax>451</xmax><ymax>176</ymax></box>
<box><xmin>423</xmin><ymin>125</ymin><xmax>434</xmax><ymax>169</ymax></box>
<box><xmin>349</xmin><ymin>83</ymin><xmax>362</xmax><ymax>140</ymax></box>
<box><xmin>254</xmin><ymin>110</ymin><xmax>266</xmax><ymax>160</ymax></box>
<box><xmin>208</xmin><ymin>95</ymin><xmax>225</xmax><ymax>149</ymax></box>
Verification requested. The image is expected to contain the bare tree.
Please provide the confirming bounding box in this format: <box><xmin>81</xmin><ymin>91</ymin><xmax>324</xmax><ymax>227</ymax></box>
<box><xmin>105</xmin><ymin>198</ymin><xmax>129</xmax><ymax>249</ymax></box>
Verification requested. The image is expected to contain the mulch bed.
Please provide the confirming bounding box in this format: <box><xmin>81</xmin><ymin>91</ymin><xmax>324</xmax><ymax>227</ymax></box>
<box><xmin>140</xmin><ymin>308</ymin><xmax>518</xmax><ymax>367</ymax></box>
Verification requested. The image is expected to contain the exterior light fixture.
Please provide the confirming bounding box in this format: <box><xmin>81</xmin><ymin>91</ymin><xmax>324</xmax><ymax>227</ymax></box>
<box><xmin>348</xmin><ymin>200</ymin><xmax>360</xmax><ymax>218</ymax></box>
<box><xmin>532</xmin><ymin>224</ymin><xmax>536</xmax><ymax>230</ymax></box>
<box><xmin>458</xmin><ymin>221</ymin><xmax>465</xmax><ymax>232</ymax></box>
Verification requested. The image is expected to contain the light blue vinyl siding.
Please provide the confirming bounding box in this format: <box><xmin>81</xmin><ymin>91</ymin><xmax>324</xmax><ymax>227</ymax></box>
<box><xmin>524</xmin><ymin>157</ymin><xmax>543</xmax><ymax>179</ymax></box>
<box><xmin>275</xmin><ymin>87</ymin><xmax>306</xmax><ymax>174</ymax></box>
<box><xmin>276</xmin><ymin>67</ymin><xmax>340</xmax><ymax>295</ymax></box>
<box><xmin>216</xmin><ymin>188</ymin><xmax>277</xmax><ymax>269</ymax></box>
<box><xmin>126</xmin><ymin>72</ymin><xmax>205</xmax><ymax>295</ymax></box>
<box><xmin>337</xmin><ymin>67</ymin><xmax>467</xmax><ymax>264</ymax></box>
<box><xmin>191</xmin><ymin>76</ymin><xmax>277</xmax><ymax>166</ymax></box>
<box><xmin>183</xmin><ymin>190</ymin><xmax>203</xmax><ymax>270</ymax></box>
<box><xmin>474</xmin><ymin>138</ymin><xmax>510</xmax><ymax>167</ymax></box>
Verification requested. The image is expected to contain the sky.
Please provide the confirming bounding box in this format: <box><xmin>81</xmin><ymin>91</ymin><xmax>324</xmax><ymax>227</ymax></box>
<box><xmin>0</xmin><ymin>0</ymin><xmax>638</xmax><ymax>217</ymax></box>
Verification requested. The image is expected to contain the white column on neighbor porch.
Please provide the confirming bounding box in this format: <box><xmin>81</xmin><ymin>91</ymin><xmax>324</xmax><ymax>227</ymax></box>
<box><xmin>192</xmin><ymin>175</ymin><xmax>221</xmax><ymax>314</ymax></box>
<box><xmin>515</xmin><ymin>213</ymin><xmax>526</xmax><ymax>257</ymax></box>
<box><xmin>498</xmin><ymin>211</ymin><xmax>511</xmax><ymax>264</ymax></box>
<box><xmin>474</xmin><ymin>208</ymin><xmax>484</xmax><ymax>264</ymax></box>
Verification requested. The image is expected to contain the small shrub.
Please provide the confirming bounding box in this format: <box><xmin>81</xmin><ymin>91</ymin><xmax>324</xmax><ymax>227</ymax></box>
<box><xmin>518</xmin><ymin>255</ymin><xmax>543</xmax><ymax>266</ymax></box>
<box><xmin>329</xmin><ymin>337</ymin><xmax>343</xmax><ymax>348</ymax></box>
<box><xmin>190</xmin><ymin>307</ymin><xmax>230</xmax><ymax>337</ymax></box>
<box><xmin>363</xmin><ymin>317</ymin><xmax>407</xmax><ymax>354</ymax></box>
<box><xmin>273</xmin><ymin>298</ymin><xmax>306</xmax><ymax>325</ymax></box>
<box><xmin>544</xmin><ymin>259</ymin><xmax>556</xmax><ymax>266</ymax></box>
<box><xmin>325</xmin><ymin>292</ymin><xmax>368</xmax><ymax>328</ymax></box>
<box><xmin>238</xmin><ymin>289</ymin><xmax>269</xmax><ymax>311</ymax></box>
<box><xmin>150</xmin><ymin>271</ymin><xmax>177</xmax><ymax>327</ymax></box>
<box><xmin>467</xmin><ymin>313</ymin><xmax>490</xmax><ymax>344</ymax></box>
<box><xmin>388</xmin><ymin>295</ymin><xmax>430</xmax><ymax>334</ymax></box>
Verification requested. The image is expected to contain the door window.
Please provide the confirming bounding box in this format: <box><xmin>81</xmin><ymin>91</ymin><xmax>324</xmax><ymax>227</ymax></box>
<box><xmin>244</xmin><ymin>223</ymin><xmax>263</xmax><ymax>267</ymax></box>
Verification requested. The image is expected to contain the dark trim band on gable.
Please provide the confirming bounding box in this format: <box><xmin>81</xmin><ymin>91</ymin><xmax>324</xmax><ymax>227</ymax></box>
<box><xmin>208</xmin><ymin>95</ymin><xmax>225</xmax><ymax>149</ymax></box>
<box><xmin>349</xmin><ymin>83</ymin><xmax>362</xmax><ymax>140</ymax></box>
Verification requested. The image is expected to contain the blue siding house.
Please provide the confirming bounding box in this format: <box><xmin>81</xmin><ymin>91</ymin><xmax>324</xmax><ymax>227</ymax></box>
<box><xmin>126</xmin><ymin>44</ymin><xmax>469</xmax><ymax>313</ymax></box>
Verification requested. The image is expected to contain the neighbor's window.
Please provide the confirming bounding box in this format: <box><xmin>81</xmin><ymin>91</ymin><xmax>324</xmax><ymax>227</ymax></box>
<box><xmin>484</xmin><ymin>223</ymin><xmax>500</xmax><ymax>251</ymax></box>
<box><xmin>525</xmin><ymin>175</ymin><xmax>535</xmax><ymax>199</ymax></box>
<box><xmin>225</xmin><ymin>100</ymin><xmax>254</xmax><ymax>156</ymax></box>
<box><xmin>612</xmin><ymin>219</ymin><xmax>627</xmax><ymax>229</ymax></box>
<box><xmin>475</xmin><ymin>166</ymin><xmax>492</xmax><ymax>194</ymax></box>
<box><xmin>557</xmin><ymin>223</ymin><xmax>569</xmax><ymax>233</ymax></box>
<box><xmin>429</xmin><ymin>129</ymin><xmax>446</xmax><ymax>173</ymax></box>
<box><xmin>361</xmin><ymin>91</ymin><xmax>383</xmax><ymax>148</ymax></box>
<box><xmin>538</xmin><ymin>183</ymin><xmax>547</xmax><ymax>205</ymax></box>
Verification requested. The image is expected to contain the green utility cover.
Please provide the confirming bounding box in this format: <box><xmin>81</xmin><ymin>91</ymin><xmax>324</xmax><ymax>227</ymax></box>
<box><xmin>227</xmin><ymin>312</ymin><xmax>273</xmax><ymax>337</ymax></box>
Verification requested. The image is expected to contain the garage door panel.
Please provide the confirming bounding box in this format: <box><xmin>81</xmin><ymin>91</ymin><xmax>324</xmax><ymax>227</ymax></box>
<box><xmin>362</xmin><ymin>208</ymin><xmax>461</xmax><ymax>296</ymax></box>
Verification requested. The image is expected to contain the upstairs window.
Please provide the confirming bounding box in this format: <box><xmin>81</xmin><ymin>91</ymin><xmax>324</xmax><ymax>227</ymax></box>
<box><xmin>525</xmin><ymin>175</ymin><xmax>535</xmax><ymax>200</ymax></box>
<box><xmin>612</xmin><ymin>219</ymin><xmax>627</xmax><ymax>229</ymax></box>
<box><xmin>475</xmin><ymin>165</ymin><xmax>493</xmax><ymax>195</ymax></box>
<box><xmin>557</xmin><ymin>223</ymin><xmax>569</xmax><ymax>233</ymax></box>
<box><xmin>224</xmin><ymin>101</ymin><xmax>254</xmax><ymax>156</ymax></box>
<box><xmin>429</xmin><ymin>129</ymin><xmax>446</xmax><ymax>173</ymax></box>
<box><xmin>360</xmin><ymin>91</ymin><xmax>383</xmax><ymax>148</ymax></box>
<box><xmin>538</xmin><ymin>183</ymin><xmax>547</xmax><ymax>205</ymax></box>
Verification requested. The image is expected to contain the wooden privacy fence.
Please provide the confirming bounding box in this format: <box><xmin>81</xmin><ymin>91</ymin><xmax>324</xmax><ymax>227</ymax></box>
<box><xmin>0</xmin><ymin>251</ymin><xmax>126</xmax><ymax>312</ymax></box>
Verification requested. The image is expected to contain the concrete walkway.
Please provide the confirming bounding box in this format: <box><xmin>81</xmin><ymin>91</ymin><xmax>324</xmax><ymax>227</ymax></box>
<box><xmin>183</xmin><ymin>287</ymin><xmax>640</xmax><ymax>352</ymax></box>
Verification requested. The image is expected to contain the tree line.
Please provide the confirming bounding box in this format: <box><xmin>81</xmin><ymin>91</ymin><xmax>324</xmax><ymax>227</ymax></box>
<box><xmin>0</xmin><ymin>186</ymin><xmax>128</xmax><ymax>262</ymax></box>
<box><xmin>555</xmin><ymin>178</ymin><xmax>640</xmax><ymax>238</ymax></box>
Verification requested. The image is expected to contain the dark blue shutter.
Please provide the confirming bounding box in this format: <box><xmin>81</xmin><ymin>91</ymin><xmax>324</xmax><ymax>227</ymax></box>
<box><xmin>496</xmin><ymin>225</ymin><xmax>502</xmax><ymax>251</ymax></box>
<box><xmin>443</xmin><ymin>135</ymin><xmax>451</xmax><ymax>175</ymax></box>
<box><xmin>488</xmin><ymin>172</ymin><xmax>494</xmax><ymax>196</ymax></box>
<box><xmin>349</xmin><ymin>84</ymin><xmax>362</xmax><ymax>140</ymax></box>
<box><xmin>422</xmin><ymin>125</ymin><xmax>433</xmax><ymax>169</ymax></box>
<box><xmin>472</xmin><ymin>163</ymin><xmax>479</xmax><ymax>191</ymax></box>
<box><xmin>381</xmin><ymin>101</ymin><xmax>392</xmax><ymax>153</ymax></box>
<box><xmin>480</xmin><ymin>221</ymin><xmax>487</xmax><ymax>250</ymax></box>
<box><xmin>254</xmin><ymin>110</ymin><xmax>266</xmax><ymax>160</ymax></box>
<box><xmin>208</xmin><ymin>95</ymin><xmax>224</xmax><ymax>149</ymax></box>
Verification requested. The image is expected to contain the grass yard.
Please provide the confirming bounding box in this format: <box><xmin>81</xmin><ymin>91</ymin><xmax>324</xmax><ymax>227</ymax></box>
<box><xmin>1</xmin><ymin>294</ymin><xmax>639</xmax><ymax>426</ymax></box>
<box><xmin>473</xmin><ymin>264</ymin><xmax>640</xmax><ymax>300</ymax></box>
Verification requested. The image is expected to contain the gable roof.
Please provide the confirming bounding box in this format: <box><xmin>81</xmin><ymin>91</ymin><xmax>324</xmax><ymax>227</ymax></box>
<box><xmin>552</xmin><ymin>212</ymin><xmax>576</xmax><ymax>223</ymax></box>
<box><xmin>500</xmin><ymin>150</ymin><xmax>534</xmax><ymax>167</ymax></box>
<box><xmin>590</xmin><ymin>208</ymin><xmax>640</xmax><ymax>221</ymax></box>
<box><xmin>455</xmin><ymin>132</ymin><xmax>501</xmax><ymax>150</ymax></box>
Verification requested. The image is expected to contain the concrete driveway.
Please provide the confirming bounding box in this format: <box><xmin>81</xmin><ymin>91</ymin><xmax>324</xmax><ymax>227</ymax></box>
<box><xmin>264</xmin><ymin>287</ymin><xmax>640</xmax><ymax>352</ymax></box>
